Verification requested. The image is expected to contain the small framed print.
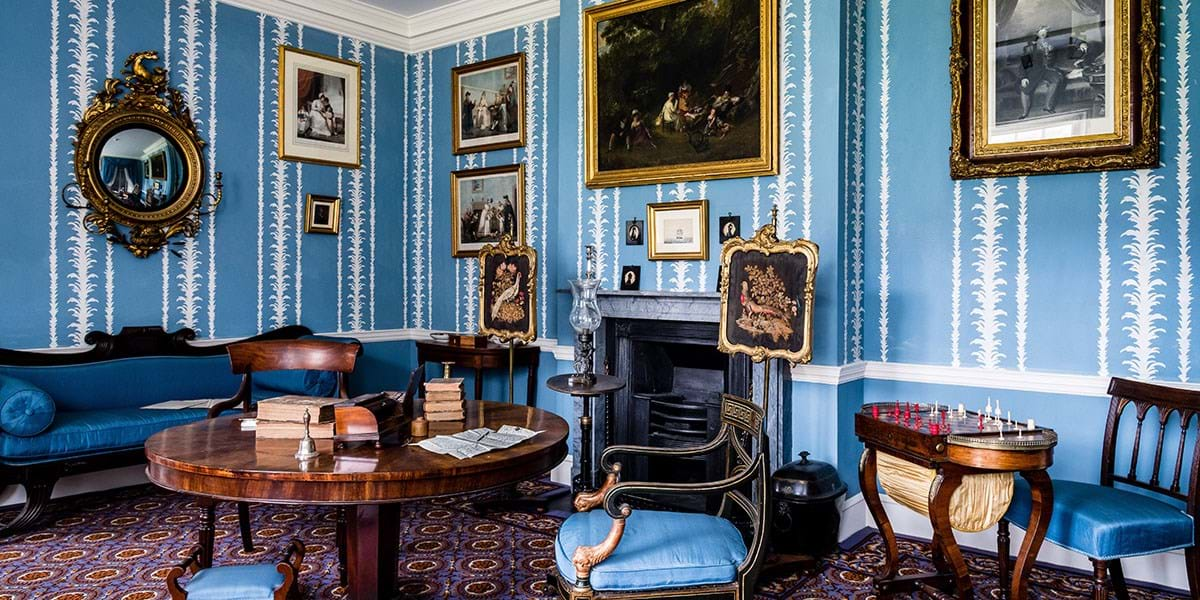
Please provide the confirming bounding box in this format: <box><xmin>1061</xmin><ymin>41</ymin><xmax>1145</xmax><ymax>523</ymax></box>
<box><xmin>620</xmin><ymin>265</ymin><xmax>641</xmax><ymax>291</ymax></box>
<box><xmin>451</xmin><ymin>164</ymin><xmax>525</xmax><ymax>258</ymax></box>
<box><xmin>478</xmin><ymin>236</ymin><xmax>537</xmax><ymax>343</ymax></box>
<box><xmin>278</xmin><ymin>46</ymin><xmax>361</xmax><ymax>168</ymax></box>
<box><xmin>625</xmin><ymin>219</ymin><xmax>644</xmax><ymax>245</ymax></box>
<box><xmin>717</xmin><ymin>221</ymin><xmax>819</xmax><ymax>364</ymax></box>
<box><xmin>304</xmin><ymin>194</ymin><xmax>340</xmax><ymax>234</ymax></box>
<box><xmin>719</xmin><ymin>215</ymin><xmax>741</xmax><ymax>242</ymax></box>
<box><xmin>452</xmin><ymin>53</ymin><xmax>526</xmax><ymax>155</ymax></box>
<box><xmin>647</xmin><ymin>200</ymin><xmax>708</xmax><ymax>261</ymax></box>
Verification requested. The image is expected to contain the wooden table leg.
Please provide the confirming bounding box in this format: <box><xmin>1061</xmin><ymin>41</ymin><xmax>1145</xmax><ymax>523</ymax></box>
<box><xmin>858</xmin><ymin>448</ymin><xmax>899</xmax><ymax>582</ymax></box>
<box><xmin>474</xmin><ymin>367</ymin><xmax>484</xmax><ymax>401</ymax></box>
<box><xmin>1010</xmin><ymin>469</ymin><xmax>1053</xmax><ymax>600</ymax></box>
<box><xmin>345</xmin><ymin>504</ymin><xmax>400</xmax><ymax>600</ymax></box>
<box><xmin>197</xmin><ymin>497</ymin><xmax>215</xmax><ymax>569</ymax></box>
<box><xmin>928</xmin><ymin>469</ymin><xmax>972</xmax><ymax>599</ymax></box>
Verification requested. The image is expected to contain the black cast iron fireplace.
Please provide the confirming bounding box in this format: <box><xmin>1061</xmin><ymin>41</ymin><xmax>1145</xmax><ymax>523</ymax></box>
<box><xmin>603</xmin><ymin>317</ymin><xmax>752</xmax><ymax>511</ymax></box>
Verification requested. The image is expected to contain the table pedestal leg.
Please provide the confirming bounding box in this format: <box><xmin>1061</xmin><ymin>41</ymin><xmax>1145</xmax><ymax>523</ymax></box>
<box><xmin>859</xmin><ymin>448</ymin><xmax>899</xmax><ymax>582</ymax></box>
<box><xmin>574</xmin><ymin>395</ymin><xmax>595</xmax><ymax>493</ymax></box>
<box><xmin>1010</xmin><ymin>470</ymin><xmax>1053</xmax><ymax>600</ymax></box>
<box><xmin>197</xmin><ymin>498</ymin><xmax>215</xmax><ymax>569</ymax></box>
<box><xmin>345</xmin><ymin>504</ymin><xmax>400</xmax><ymax>600</ymax></box>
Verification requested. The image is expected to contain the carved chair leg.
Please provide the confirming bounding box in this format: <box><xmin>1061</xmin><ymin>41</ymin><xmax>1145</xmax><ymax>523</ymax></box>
<box><xmin>0</xmin><ymin>472</ymin><xmax>57</xmax><ymax>537</ymax></box>
<box><xmin>1109</xmin><ymin>559</ymin><xmax>1129</xmax><ymax>600</ymax></box>
<box><xmin>997</xmin><ymin>519</ymin><xmax>1011</xmax><ymax>598</ymax></box>
<box><xmin>336</xmin><ymin>507</ymin><xmax>348</xmax><ymax>586</ymax></box>
<box><xmin>1091</xmin><ymin>558</ymin><xmax>1110</xmax><ymax>600</ymax></box>
<box><xmin>237</xmin><ymin>501</ymin><xmax>254</xmax><ymax>553</ymax></box>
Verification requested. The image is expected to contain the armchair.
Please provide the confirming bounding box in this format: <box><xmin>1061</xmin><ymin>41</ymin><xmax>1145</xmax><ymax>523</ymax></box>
<box><xmin>553</xmin><ymin>393</ymin><xmax>771</xmax><ymax>600</ymax></box>
<box><xmin>999</xmin><ymin>377</ymin><xmax>1200</xmax><ymax>599</ymax></box>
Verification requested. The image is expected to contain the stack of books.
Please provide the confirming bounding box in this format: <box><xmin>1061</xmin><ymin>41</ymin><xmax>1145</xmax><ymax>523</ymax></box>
<box><xmin>255</xmin><ymin>395</ymin><xmax>340</xmax><ymax>439</ymax></box>
<box><xmin>424</xmin><ymin>377</ymin><xmax>464</xmax><ymax>421</ymax></box>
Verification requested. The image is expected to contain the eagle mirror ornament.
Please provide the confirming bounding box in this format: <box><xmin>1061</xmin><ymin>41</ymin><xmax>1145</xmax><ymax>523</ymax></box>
<box><xmin>65</xmin><ymin>50</ymin><xmax>221</xmax><ymax>258</ymax></box>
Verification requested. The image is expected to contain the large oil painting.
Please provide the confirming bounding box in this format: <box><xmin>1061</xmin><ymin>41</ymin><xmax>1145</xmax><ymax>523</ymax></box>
<box><xmin>950</xmin><ymin>0</ymin><xmax>1159</xmax><ymax>178</ymax></box>
<box><xmin>584</xmin><ymin>0</ymin><xmax>777</xmax><ymax>187</ymax></box>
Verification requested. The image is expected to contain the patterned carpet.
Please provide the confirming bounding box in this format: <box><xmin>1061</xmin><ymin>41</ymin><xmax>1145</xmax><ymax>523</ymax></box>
<box><xmin>0</xmin><ymin>483</ymin><xmax>1186</xmax><ymax>599</ymax></box>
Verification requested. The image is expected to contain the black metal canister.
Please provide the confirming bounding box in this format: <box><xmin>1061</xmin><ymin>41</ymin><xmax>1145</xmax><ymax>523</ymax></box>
<box><xmin>771</xmin><ymin>451</ymin><xmax>847</xmax><ymax>558</ymax></box>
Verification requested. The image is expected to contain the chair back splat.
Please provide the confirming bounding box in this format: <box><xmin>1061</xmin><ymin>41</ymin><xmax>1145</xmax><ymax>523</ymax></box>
<box><xmin>1102</xmin><ymin>378</ymin><xmax>1200</xmax><ymax>511</ymax></box>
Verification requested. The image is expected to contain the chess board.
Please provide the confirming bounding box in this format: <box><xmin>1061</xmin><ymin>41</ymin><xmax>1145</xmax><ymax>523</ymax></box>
<box><xmin>860</xmin><ymin>402</ymin><xmax>1057</xmax><ymax>451</ymax></box>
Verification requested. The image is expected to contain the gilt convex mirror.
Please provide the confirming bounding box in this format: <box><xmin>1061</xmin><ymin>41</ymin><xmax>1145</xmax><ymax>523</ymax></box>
<box><xmin>68</xmin><ymin>50</ymin><xmax>220</xmax><ymax>257</ymax></box>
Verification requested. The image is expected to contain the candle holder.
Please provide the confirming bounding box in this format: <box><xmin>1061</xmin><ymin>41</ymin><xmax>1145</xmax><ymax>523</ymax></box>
<box><xmin>568</xmin><ymin>246</ymin><xmax>602</xmax><ymax>387</ymax></box>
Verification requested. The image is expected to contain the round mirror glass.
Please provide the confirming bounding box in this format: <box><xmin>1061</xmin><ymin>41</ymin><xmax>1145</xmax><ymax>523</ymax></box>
<box><xmin>96</xmin><ymin>126</ymin><xmax>187</xmax><ymax>212</ymax></box>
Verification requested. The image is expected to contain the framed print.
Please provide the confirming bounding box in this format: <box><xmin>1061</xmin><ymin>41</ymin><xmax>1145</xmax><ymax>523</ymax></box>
<box><xmin>620</xmin><ymin>265</ymin><xmax>641</xmax><ymax>291</ymax></box>
<box><xmin>583</xmin><ymin>0</ymin><xmax>777</xmax><ymax>187</ymax></box>
<box><xmin>719</xmin><ymin>215</ymin><xmax>741</xmax><ymax>242</ymax></box>
<box><xmin>625</xmin><ymin>219</ymin><xmax>644</xmax><ymax>245</ymax></box>
<box><xmin>717</xmin><ymin>221</ymin><xmax>819</xmax><ymax>364</ymax></box>
<box><xmin>950</xmin><ymin>0</ymin><xmax>1159</xmax><ymax>178</ymax></box>
<box><xmin>278</xmin><ymin>45</ymin><xmax>361</xmax><ymax>168</ymax></box>
<box><xmin>452</xmin><ymin>53</ymin><xmax>526</xmax><ymax>154</ymax></box>
<box><xmin>451</xmin><ymin>164</ymin><xmax>525</xmax><ymax>258</ymax></box>
<box><xmin>304</xmin><ymin>194</ymin><xmax>340</xmax><ymax>234</ymax></box>
<box><xmin>478</xmin><ymin>236</ymin><xmax>537</xmax><ymax>343</ymax></box>
<box><xmin>647</xmin><ymin>200</ymin><xmax>708</xmax><ymax>261</ymax></box>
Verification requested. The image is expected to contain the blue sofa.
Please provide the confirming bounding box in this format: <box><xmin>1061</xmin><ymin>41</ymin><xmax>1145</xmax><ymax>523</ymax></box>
<box><xmin>0</xmin><ymin>325</ymin><xmax>352</xmax><ymax>536</ymax></box>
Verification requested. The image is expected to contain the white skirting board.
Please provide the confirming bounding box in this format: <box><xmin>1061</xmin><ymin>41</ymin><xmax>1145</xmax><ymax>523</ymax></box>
<box><xmin>837</xmin><ymin>492</ymin><xmax>1190</xmax><ymax>593</ymax></box>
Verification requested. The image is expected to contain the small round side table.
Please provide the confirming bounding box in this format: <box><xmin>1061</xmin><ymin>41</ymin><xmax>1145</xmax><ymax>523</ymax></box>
<box><xmin>547</xmin><ymin>373</ymin><xmax>625</xmax><ymax>492</ymax></box>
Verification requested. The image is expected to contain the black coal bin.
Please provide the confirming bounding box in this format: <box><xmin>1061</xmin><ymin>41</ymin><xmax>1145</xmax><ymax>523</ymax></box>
<box><xmin>771</xmin><ymin>451</ymin><xmax>846</xmax><ymax>558</ymax></box>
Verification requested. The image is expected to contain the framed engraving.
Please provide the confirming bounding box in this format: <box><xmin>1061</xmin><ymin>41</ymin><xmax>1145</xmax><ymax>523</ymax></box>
<box><xmin>452</xmin><ymin>53</ymin><xmax>526</xmax><ymax>154</ymax></box>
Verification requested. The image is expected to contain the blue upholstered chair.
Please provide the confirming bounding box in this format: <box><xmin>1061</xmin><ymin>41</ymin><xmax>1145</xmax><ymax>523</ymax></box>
<box><xmin>999</xmin><ymin>378</ymin><xmax>1199</xmax><ymax>599</ymax></box>
<box><xmin>552</xmin><ymin>394</ymin><xmax>770</xmax><ymax>600</ymax></box>
<box><xmin>166</xmin><ymin>538</ymin><xmax>304</xmax><ymax>600</ymax></box>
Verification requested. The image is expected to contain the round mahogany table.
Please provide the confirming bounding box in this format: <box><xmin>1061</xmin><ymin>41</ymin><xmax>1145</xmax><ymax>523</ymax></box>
<box><xmin>145</xmin><ymin>401</ymin><xmax>568</xmax><ymax>600</ymax></box>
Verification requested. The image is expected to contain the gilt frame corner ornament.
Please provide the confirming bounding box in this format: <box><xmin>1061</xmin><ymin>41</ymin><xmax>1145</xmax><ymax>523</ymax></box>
<box><xmin>948</xmin><ymin>0</ymin><xmax>1160</xmax><ymax>179</ymax></box>
<box><xmin>717</xmin><ymin>219</ymin><xmax>818</xmax><ymax>365</ymax></box>
<box><xmin>71</xmin><ymin>50</ymin><xmax>219</xmax><ymax>258</ymax></box>
<box><xmin>477</xmin><ymin>235</ymin><xmax>538</xmax><ymax>344</ymax></box>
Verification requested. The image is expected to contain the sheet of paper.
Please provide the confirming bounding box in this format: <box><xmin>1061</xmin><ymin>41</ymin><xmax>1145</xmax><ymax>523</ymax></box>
<box><xmin>413</xmin><ymin>426</ymin><xmax>543</xmax><ymax>460</ymax></box>
<box><xmin>141</xmin><ymin>398</ymin><xmax>222</xmax><ymax>410</ymax></box>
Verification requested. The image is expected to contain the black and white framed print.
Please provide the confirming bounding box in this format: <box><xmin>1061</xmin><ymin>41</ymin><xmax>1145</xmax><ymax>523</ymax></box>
<box><xmin>620</xmin><ymin>265</ymin><xmax>641</xmax><ymax>291</ymax></box>
<box><xmin>625</xmin><ymin>219</ymin><xmax>644</xmax><ymax>245</ymax></box>
<box><xmin>719</xmin><ymin>215</ymin><xmax>741</xmax><ymax>242</ymax></box>
<box><xmin>278</xmin><ymin>46</ymin><xmax>361</xmax><ymax>168</ymax></box>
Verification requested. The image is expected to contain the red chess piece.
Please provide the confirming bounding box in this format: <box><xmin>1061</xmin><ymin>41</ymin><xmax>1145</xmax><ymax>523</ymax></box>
<box><xmin>872</xmin><ymin>405</ymin><xmax>880</xmax><ymax>419</ymax></box>
<box><xmin>931</xmin><ymin>423</ymin><xmax>939</xmax><ymax>435</ymax></box>
<box><xmin>978</xmin><ymin>413</ymin><xmax>985</xmax><ymax>430</ymax></box>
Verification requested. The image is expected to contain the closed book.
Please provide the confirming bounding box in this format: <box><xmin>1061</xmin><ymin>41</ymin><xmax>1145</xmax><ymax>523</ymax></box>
<box><xmin>426</xmin><ymin>411</ymin><xmax>465</xmax><ymax>421</ymax></box>
<box><xmin>426</xmin><ymin>391</ymin><xmax>463</xmax><ymax>401</ymax></box>
<box><xmin>425</xmin><ymin>401</ymin><xmax>464</xmax><ymax>413</ymax></box>
<box><xmin>424</xmin><ymin>378</ymin><xmax>464</xmax><ymax>392</ymax></box>
<box><xmin>256</xmin><ymin>395</ymin><xmax>339</xmax><ymax>423</ymax></box>
<box><xmin>255</xmin><ymin>419</ymin><xmax>336</xmax><ymax>439</ymax></box>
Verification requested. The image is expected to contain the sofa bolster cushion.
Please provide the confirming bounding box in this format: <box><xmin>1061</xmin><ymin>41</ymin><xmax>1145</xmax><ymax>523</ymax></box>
<box><xmin>0</xmin><ymin>375</ymin><xmax>55</xmax><ymax>437</ymax></box>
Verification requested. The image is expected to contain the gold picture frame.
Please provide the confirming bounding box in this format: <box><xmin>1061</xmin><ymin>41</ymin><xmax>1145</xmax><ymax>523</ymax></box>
<box><xmin>647</xmin><ymin>200</ymin><xmax>708</xmax><ymax>261</ymax></box>
<box><xmin>278</xmin><ymin>45</ymin><xmax>362</xmax><ymax>168</ymax></box>
<box><xmin>583</xmin><ymin>0</ymin><xmax>778</xmax><ymax>187</ymax></box>
<box><xmin>451</xmin><ymin>164</ymin><xmax>526</xmax><ymax>258</ymax></box>
<box><xmin>304</xmin><ymin>194</ymin><xmax>340</xmax><ymax>234</ymax></box>
<box><xmin>949</xmin><ymin>0</ymin><xmax>1159</xmax><ymax>178</ymax></box>
<box><xmin>478</xmin><ymin>235</ymin><xmax>538</xmax><ymax>343</ymax></box>
<box><xmin>717</xmin><ymin>218</ymin><xmax>818</xmax><ymax>364</ymax></box>
<box><xmin>452</xmin><ymin>52</ymin><xmax>526</xmax><ymax>154</ymax></box>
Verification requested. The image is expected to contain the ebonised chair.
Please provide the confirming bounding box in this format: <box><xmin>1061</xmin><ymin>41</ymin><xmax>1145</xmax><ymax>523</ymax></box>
<box><xmin>216</xmin><ymin>339</ymin><xmax>360</xmax><ymax>581</ymax></box>
<box><xmin>166</xmin><ymin>538</ymin><xmax>305</xmax><ymax>600</ymax></box>
<box><xmin>999</xmin><ymin>377</ymin><xmax>1200</xmax><ymax>599</ymax></box>
<box><xmin>552</xmin><ymin>393</ymin><xmax>771</xmax><ymax>600</ymax></box>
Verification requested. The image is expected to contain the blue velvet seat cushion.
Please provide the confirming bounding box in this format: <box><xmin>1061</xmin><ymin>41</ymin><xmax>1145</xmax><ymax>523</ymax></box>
<box><xmin>555</xmin><ymin>509</ymin><xmax>747</xmax><ymax>591</ymax></box>
<box><xmin>183</xmin><ymin>563</ymin><xmax>285</xmax><ymax>600</ymax></box>
<box><xmin>0</xmin><ymin>375</ymin><xmax>55</xmax><ymax>437</ymax></box>
<box><xmin>1007</xmin><ymin>478</ymin><xmax>1194</xmax><ymax>561</ymax></box>
<box><xmin>252</xmin><ymin>369</ymin><xmax>338</xmax><ymax>401</ymax></box>
<box><xmin>0</xmin><ymin>407</ymin><xmax>208</xmax><ymax>461</ymax></box>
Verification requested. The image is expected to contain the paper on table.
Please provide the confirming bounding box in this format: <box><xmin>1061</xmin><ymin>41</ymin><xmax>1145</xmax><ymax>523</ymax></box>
<box><xmin>413</xmin><ymin>426</ymin><xmax>542</xmax><ymax>460</ymax></box>
<box><xmin>141</xmin><ymin>398</ymin><xmax>224</xmax><ymax>410</ymax></box>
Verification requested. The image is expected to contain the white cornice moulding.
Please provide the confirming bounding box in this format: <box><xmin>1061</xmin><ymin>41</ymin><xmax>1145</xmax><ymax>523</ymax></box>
<box><xmin>217</xmin><ymin>0</ymin><xmax>560</xmax><ymax>53</ymax></box>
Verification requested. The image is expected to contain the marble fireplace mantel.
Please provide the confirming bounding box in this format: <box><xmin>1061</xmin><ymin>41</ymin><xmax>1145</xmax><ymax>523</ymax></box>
<box><xmin>595</xmin><ymin>290</ymin><xmax>721</xmax><ymax>322</ymax></box>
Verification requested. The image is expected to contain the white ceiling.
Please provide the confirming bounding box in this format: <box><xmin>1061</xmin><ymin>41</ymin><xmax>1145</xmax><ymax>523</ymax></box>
<box><xmin>357</xmin><ymin>0</ymin><xmax>457</xmax><ymax>17</ymax></box>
